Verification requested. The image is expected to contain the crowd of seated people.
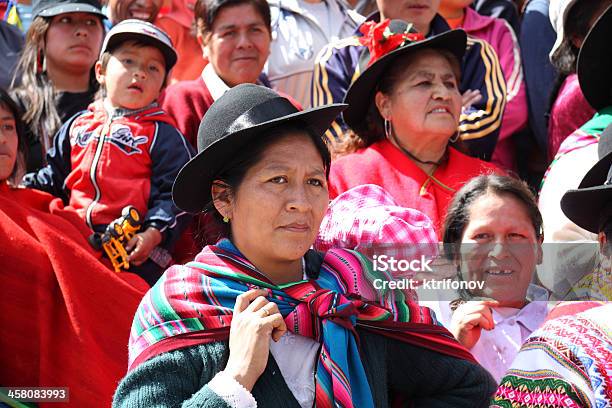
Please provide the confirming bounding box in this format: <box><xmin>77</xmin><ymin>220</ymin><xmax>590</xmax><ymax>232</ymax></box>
<box><xmin>1</xmin><ymin>0</ymin><xmax>611</xmax><ymax>407</ymax></box>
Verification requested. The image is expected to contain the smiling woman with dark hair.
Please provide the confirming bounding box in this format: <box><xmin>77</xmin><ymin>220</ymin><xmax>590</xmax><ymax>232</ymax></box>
<box><xmin>113</xmin><ymin>84</ymin><xmax>497</xmax><ymax>408</ymax></box>
<box><xmin>490</xmin><ymin>119</ymin><xmax>612</xmax><ymax>407</ymax></box>
<box><xmin>433</xmin><ymin>174</ymin><xmax>549</xmax><ymax>383</ymax></box>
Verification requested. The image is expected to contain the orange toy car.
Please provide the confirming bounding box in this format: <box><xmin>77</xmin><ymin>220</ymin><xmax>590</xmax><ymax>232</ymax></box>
<box><xmin>89</xmin><ymin>206</ymin><xmax>142</xmax><ymax>272</ymax></box>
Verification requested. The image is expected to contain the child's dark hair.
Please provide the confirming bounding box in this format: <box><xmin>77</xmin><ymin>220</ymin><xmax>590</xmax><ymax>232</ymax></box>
<box><xmin>0</xmin><ymin>88</ymin><xmax>28</xmax><ymax>185</ymax></box>
<box><xmin>95</xmin><ymin>39</ymin><xmax>169</xmax><ymax>101</ymax></box>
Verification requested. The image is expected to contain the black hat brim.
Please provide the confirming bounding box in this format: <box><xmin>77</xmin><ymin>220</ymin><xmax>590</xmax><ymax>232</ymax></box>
<box><xmin>36</xmin><ymin>3</ymin><xmax>106</xmax><ymax>18</ymax></box>
<box><xmin>172</xmin><ymin>104</ymin><xmax>346</xmax><ymax>213</ymax></box>
<box><xmin>561</xmin><ymin>150</ymin><xmax>612</xmax><ymax>233</ymax></box>
<box><xmin>577</xmin><ymin>4</ymin><xmax>612</xmax><ymax>111</ymax></box>
<box><xmin>342</xmin><ymin>29</ymin><xmax>467</xmax><ymax>135</ymax></box>
<box><xmin>579</xmin><ymin>150</ymin><xmax>612</xmax><ymax>189</ymax></box>
<box><xmin>561</xmin><ymin>184</ymin><xmax>612</xmax><ymax>233</ymax></box>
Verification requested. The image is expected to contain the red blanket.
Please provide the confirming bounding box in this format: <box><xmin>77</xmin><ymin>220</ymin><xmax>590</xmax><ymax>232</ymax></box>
<box><xmin>0</xmin><ymin>185</ymin><xmax>149</xmax><ymax>407</ymax></box>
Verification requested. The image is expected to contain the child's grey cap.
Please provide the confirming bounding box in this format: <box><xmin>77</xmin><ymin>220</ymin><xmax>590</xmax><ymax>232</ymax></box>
<box><xmin>100</xmin><ymin>19</ymin><xmax>177</xmax><ymax>71</ymax></box>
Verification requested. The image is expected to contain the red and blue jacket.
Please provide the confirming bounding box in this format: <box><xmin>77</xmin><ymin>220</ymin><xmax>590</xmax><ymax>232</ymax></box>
<box><xmin>311</xmin><ymin>14</ymin><xmax>507</xmax><ymax>161</ymax></box>
<box><xmin>24</xmin><ymin>101</ymin><xmax>195</xmax><ymax>248</ymax></box>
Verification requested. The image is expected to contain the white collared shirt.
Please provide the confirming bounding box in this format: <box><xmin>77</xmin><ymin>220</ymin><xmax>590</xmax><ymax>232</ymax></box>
<box><xmin>202</xmin><ymin>63</ymin><xmax>231</xmax><ymax>102</ymax></box>
<box><xmin>209</xmin><ymin>332</ymin><xmax>319</xmax><ymax>408</ymax></box>
<box><xmin>431</xmin><ymin>284</ymin><xmax>550</xmax><ymax>383</ymax></box>
<box><xmin>469</xmin><ymin>285</ymin><xmax>550</xmax><ymax>382</ymax></box>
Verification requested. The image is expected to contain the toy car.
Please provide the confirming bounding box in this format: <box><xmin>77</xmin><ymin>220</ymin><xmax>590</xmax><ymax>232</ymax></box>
<box><xmin>89</xmin><ymin>206</ymin><xmax>142</xmax><ymax>272</ymax></box>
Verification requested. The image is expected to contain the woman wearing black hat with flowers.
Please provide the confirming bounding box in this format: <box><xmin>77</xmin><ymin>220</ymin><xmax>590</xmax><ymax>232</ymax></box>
<box><xmin>329</xmin><ymin>20</ymin><xmax>502</xmax><ymax>238</ymax></box>
<box><xmin>10</xmin><ymin>0</ymin><xmax>106</xmax><ymax>172</ymax></box>
<box><xmin>113</xmin><ymin>84</ymin><xmax>496</xmax><ymax>407</ymax></box>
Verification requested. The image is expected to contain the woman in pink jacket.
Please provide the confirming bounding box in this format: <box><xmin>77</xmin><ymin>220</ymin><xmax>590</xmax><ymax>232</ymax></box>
<box><xmin>439</xmin><ymin>1</ymin><xmax>527</xmax><ymax>172</ymax></box>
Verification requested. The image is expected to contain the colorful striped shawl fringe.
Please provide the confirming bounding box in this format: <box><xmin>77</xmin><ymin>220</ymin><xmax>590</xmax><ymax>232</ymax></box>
<box><xmin>128</xmin><ymin>239</ymin><xmax>474</xmax><ymax>407</ymax></box>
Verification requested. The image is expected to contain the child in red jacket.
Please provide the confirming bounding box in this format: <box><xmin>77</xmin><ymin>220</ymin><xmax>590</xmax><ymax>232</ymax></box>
<box><xmin>24</xmin><ymin>20</ymin><xmax>194</xmax><ymax>285</ymax></box>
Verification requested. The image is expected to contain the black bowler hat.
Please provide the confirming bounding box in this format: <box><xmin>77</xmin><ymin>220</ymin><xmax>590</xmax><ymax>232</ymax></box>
<box><xmin>577</xmin><ymin>4</ymin><xmax>612</xmax><ymax>110</ymax></box>
<box><xmin>172</xmin><ymin>84</ymin><xmax>346</xmax><ymax>213</ymax></box>
<box><xmin>561</xmin><ymin>124</ymin><xmax>612</xmax><ymax>233</ymax></box>
<box><xmin>342</xmin><ymin>19</ymin><xmax>467</xmax><ymax>139</ymax></box>
<box><xmin>33</xmin><ymin>0</ymin><xmax>106</xmax><ymax>19</ymax></box>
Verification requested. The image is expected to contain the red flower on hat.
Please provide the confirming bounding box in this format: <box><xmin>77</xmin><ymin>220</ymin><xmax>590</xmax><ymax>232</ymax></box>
<box><xmin>358</xmin><ymin>20</ymin><xmax>426</xmax><ymax>67</ymax></box>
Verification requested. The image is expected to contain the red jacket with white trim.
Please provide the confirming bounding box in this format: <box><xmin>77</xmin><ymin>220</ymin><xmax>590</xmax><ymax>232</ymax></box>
<box><xmin>24</xmin><ymin>101</ymin><xmax>195</xmax><ymax>247</ymax></box>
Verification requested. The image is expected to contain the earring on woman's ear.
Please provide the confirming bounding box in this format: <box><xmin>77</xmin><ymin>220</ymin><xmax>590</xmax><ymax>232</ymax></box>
<box><xmin>223</xmin><ymin>216</ymin><xmax>230</xmax><ymax>223</ymax></box>
<box><xmin>37</xmin><ymin>50</ymin><xmax>45</xmax><ymax>73</ymax></box>
<box><xmin>384</xmin><ymin>119</ymin><xmax>393</xmax><ymax>139</ymax></box>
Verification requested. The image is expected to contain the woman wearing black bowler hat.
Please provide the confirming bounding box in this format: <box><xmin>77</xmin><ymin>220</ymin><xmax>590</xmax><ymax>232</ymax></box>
<box><xmin>113</xmin><ymin>84</ymin><xmax>496</xmax><ymax>407</ymax></box>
